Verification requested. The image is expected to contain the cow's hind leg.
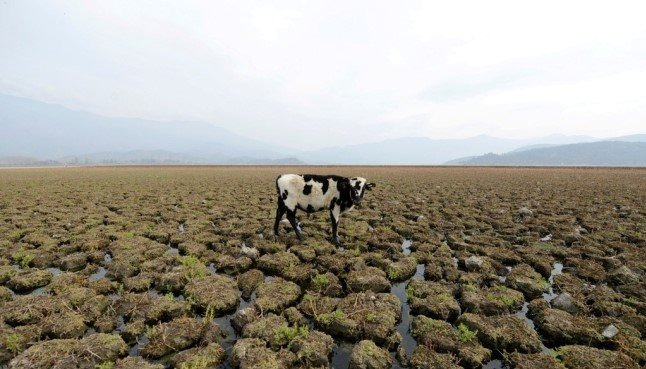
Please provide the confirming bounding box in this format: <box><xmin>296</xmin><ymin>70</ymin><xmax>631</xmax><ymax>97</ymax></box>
<box><xmin>273</xmin><ymin>197</ymin><xmax>287</xmax><ymax>236</ymax></box>
<box><xmin>286</xmin><ymin>208</ymin><xmax>303</xmax><ymax>239</ymax></box>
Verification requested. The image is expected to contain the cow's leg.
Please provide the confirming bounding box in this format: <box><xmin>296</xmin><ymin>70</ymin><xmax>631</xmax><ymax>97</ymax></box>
<box><xmin>329</xmin><ymin>206</ymin><xmax>342</xmax><ymax>246</ymax></box>
<box><xmin>286</xmin><ymin>208</ymin><xmax>303</xmax><ymax>239</ymax></box>
<box><xmin>273</xmin><ymin>197</ymin><xmax>287</xmax><ymax>236</ymax></box>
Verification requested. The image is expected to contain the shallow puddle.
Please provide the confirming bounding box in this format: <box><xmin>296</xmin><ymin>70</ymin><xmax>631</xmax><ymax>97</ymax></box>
<box><xmin>90</xmin><ymin>266</ymin><xmax>106</xmax><ymax>281</ymax></box>
<box><xmin>498</xmin><ymin>266</ymin><xmax>512</xmax><ymax>283</ymax></box>
<box><xmin>115</xmin><ymin>315</ymin><xmax>125</xmax><ymax>332</ymax></box>
<box><xmin>147</xmin><ymin>289</ymin><xmax>161</xmax><ymax>297</ymax></box>
<box><xmin>28</xmin><ymin>286</ymin><xmax>49</xmax><ymax>296</ymax></box>
<box><xmin>483</xmin><ymin>359</ymin><xmax>509</xmax><ymax>369</ymax></box>
<box><xmin>542</xmin><ymin>262</ymin><xmax>563</xmax><ymax>303</ymax></box>
<box><xmin>214</xmin><ymin>291</ymin><xmax>257</xmax><ymax>368</ymax></box>
<box><xmin>214</xmin><ymin>314</ymin><xmax>237</xmax><ymax>365</ymax></box>
<box><xmin>167</xmin><ymin>242</ymin><xmax>179</xmax><ymax>255</ymax></box>
<box><xmin>514</xmin><ymin>302</ymin><xmax>534</xmax><ymax>329</ymax></box>
<box><xmin>511</xmin><ymin>261</ymin><xmax>564</xmax><ymax>356</ymax></box>
<box><xmin>392</xmin><ymin>263</ymin><xmax>425</xmax><ymax>365</ymax></box>
<box><xmin>208</xmin><ymin>263</ymin><xmax>217</xmax><ymax>274</ymax></box>
<box><xmin>330</xmin><ymin>341</ymin><xmax>353</xmax><ymax>369</ymax></box>
<box><xmin>128</xmin><ymin>335</ymin><xmax>149</xmax><ymax>356</ymax></box>
<box><xmin>402</xmin><ymin>239</ymin><xmax>412</xmax><ymax>255</ymax></box>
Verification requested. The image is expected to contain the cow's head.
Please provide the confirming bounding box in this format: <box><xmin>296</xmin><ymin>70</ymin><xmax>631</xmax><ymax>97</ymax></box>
<box><xmin>349</xmin><ymin>177</ymin><xmax>375</xmax><ymax>206</ymax></box>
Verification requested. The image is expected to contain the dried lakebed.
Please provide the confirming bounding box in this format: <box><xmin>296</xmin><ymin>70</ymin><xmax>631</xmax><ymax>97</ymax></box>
<box><xmin>0</xmin><ymin>166</ymin><xmax>644</xmax><ymax>369</ymax></box>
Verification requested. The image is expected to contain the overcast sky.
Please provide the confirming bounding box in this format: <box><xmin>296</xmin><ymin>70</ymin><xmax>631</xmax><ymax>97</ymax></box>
<box><xmin>1</xmin><ymin>1</ymin><xmax>645</xmax><ymax>149</ymax></box>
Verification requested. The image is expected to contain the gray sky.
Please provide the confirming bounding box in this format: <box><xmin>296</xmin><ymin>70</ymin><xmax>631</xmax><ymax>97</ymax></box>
<box><xmin>1</xmin><ymin>0</ymin><xmax>645</xmax><ymax>150</ymax></box>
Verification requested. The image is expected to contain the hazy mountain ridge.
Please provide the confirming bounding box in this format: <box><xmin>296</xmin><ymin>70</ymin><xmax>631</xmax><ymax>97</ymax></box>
<box><xmin>0</xmin><ymin>94</ymin><xmax>294</xmax><ymax>163</ymax></box>
<box><xmin>0</xmin><ymin>156</ymin><xmax>59</xmax><ymax>166</ymax></box>
<box><xmin>298</xmin><ymin>134</ymin><xmax>603</xmax><ymax>165</ymax></box>
<box><xmin>1</xmin><ymin>94</ymin><xmax>644</xmax><ymax>166</ymax></box>
<box><xmin>449</xmin><ymin>141</ymin><xmax>646</xmax><ymax>166</ymax></box>
<box><xmin>0</xmin><ymin>150</ymin><xmax>305</xmax><ymax>166</ymax></box>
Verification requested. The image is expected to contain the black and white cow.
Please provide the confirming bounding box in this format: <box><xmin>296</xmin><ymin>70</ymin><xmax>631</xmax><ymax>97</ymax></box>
<box><xmin>274</xmin><ymin>174</ymin><xmax>375</xmax><ymax>246</ymax></box>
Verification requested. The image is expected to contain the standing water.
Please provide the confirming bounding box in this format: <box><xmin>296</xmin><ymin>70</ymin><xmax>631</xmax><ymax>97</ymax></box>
<box><xmin>402</xmin><ymin>239</ymin><xmax>412</xmax><ymax>255</ymax></box>
<box><xmin>391</xmin><ymin>263</ymin><xmax>425</xmax><ymax>366</ymax></box>
<box><xmin>542</xmin><ymin>262</ymin><xmax>563</xmax><ymax>303</ymax></box>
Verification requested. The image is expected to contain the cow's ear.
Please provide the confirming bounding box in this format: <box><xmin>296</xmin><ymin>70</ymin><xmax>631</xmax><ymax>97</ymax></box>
<box><xmin>365</xmin><ymin>182</ymin><xmax>375</xmax><ymax>190</ymax></box>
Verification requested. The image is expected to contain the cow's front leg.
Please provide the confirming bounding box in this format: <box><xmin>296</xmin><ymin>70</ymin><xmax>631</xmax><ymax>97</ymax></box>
<box><xmin>286</xmin><ymin>209</ymin><xmax>303</xmax><ymax>240</ymax></box>
<box><xmin>329</xmin><ymin>206</ymin><xmax>342</xmax><ymax>247</ymax></box>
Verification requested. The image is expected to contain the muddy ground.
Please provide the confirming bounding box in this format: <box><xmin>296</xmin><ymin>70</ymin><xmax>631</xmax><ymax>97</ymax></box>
<box><xmin>0</xmin><ymin>166</ymin><xmax>643</xmax><ymax>369</ymax></box>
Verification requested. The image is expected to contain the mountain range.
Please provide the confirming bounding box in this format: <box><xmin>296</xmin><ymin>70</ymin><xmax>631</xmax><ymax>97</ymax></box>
<box><xmin>448</xmin><ymin>140</ymin><xmax>646</xmax><ymax>166</ymax></box>
<box><xmin>0</xmin><ymin>94</ymin><xmax>644</xmax><ymax>166</ymax></box>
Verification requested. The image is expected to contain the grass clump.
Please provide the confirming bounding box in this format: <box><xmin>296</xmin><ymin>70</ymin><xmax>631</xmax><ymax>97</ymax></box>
<box><xmin>144</xmin><ymin>325</ymin><xmax>158</xmax><ymax>339</ymax></box>
<box><xmin>9</xmin><ymin>230</ymin><xmax>24</xmax><ymax>242</ymax></box>
<box><xmin>387</xmin><ymin>266</ymin><xmax>399</xmax><ymax>280</ymax></box>
<box><xmin>181</xmin><ymin>255</ymin><xmax>208</xmax><ymax>280</ymax></box>
<box><xmin>204</xmin><ymin>304</ymin><xmax>217</xmax><ymax>321</ymax></box>
<box><xmin>274</xmin><ymin>324</ymin><xmax>309</xmax><ymax>344</ymax></box>
<box><xmin>498</xmin><ymin>295</ymin><xmax>517</xmax><ymax>307</ymax></box>
<box><xmin>11</xmin><ymin>247</ymin><xmax>34</xmax><ymax>269</ymax></box>
<box><xmin>485</xmin><ymin>286</ymin><xmax>523</xmax><ymax>307</ymax></box>
<box><xmin>95</xmin><ymin>363</ymin><xmax>114</xmax><ymax>369</ymax></box>
<box><xmin>6</xmin><ymin>332</ymin><xmax>24</xmax><ymax>354</ymax></box>
<box><xmin>405</xmin><ymin>284</ymin><xmax>415</xmax><ymax>300</ymax></box>
<box><xmin>268</xmin><ymin>242</ymin><xmax>283</xmax><ymax>253</ymax></box>
<box><xmin>541</xmin><ymin>278</ymin><xmax>551</xmax><ymax>289</ymax></box>
<box><xmin>457</xmin><ymin>323</ymin><xmax>477</xmax><ymax>343</ymax></box>
<box><xmin>179</xmin><ymin>357</ymin><xmax>210</xmax><ymax>369</ymax></box>
<box><xmin>316</xmin><ymin>309</ymin><xmax>345</xmax><ymax>325</ymax></box>
<box><xmin>310</xmin><ymin>274</ymin><xmax>329</xmax><ymax>289</ymax></box>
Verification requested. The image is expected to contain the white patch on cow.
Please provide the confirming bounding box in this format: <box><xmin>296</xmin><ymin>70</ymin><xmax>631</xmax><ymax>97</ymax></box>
<box><xmin>330</xmin><ymin>203</ymin><xmax>340</xmax><ymax>221</ymax></box>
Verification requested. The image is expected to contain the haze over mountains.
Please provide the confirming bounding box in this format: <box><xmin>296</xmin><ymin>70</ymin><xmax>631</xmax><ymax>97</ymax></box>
<box><xmin>1</xmin><ymin>94</ymin><xmax>644</xmax><ymax>166</ymax></box>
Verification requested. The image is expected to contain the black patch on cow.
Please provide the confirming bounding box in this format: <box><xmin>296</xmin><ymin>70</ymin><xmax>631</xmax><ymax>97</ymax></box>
<box><xmin>274</xmin><ymin>196</ymin><xmax>287</xmax><ymax>235</ymax></box>
<box><xmin>336</xmin><ymin>179</ymin><xmax>354</xmax><ymax>212</ymax></box>
<box><xmin>302</xmin><ymin>174</ymin><xmax>341</xmax><ymax>194</ymax></box>
<box><xmin>296</xmin><ymin>204</ymin><xmax>318</xmax><ymax>214</ymax></box>
<box><xmin>285</xmin><ymin>208</ymin><xmax>302</xmax><ymax>239</ymax></box>
<box><xmin>282</xmin><ymin>189</ymin><xmax>288</xmax><ymax>200</ymax></box>
<box><xmin>303</xmin><ymin>184</ymin><xmax>312</xmax><ymax>195</ymax></box>
<box><xmin>321</xmin><ymin>179</ymin><xmax>329</xmax><ymax>194</ymax></box>
<box><xmin>329</xmin><ymin>197</ymin><xmax>337</xmax><ymax>210</ymax></box>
